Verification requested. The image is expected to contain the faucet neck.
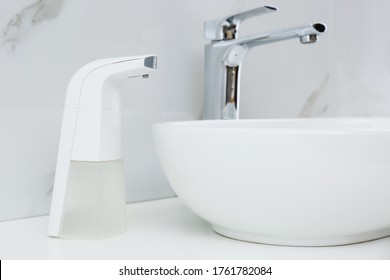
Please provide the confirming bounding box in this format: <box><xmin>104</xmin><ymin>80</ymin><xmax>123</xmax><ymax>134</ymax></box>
<box><xmin>203</xmin><ymin>43</ymin><xmax>245</xmax><ymax>120</ymax></box>
<box><xmin>203</xmin><ymin>5</ymin><xmax>277</xmax><ymax>120</ymax></box>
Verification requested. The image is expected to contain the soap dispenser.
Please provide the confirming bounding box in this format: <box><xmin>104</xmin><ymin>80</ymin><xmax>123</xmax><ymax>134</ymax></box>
<box><xmin>48</xmin><ymin>55</ymin><xmax>157</xmax><ymax>239</ymax></box>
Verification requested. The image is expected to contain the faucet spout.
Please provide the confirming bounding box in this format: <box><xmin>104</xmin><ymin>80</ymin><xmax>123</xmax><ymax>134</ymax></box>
<box><xmin>202</xmin><ymin>6</ymin><xmax>327</xmax><ymax>120</ymax></box>
<box><xmin>299</xmin><ymin>24</ymin><xmax>326</xmax><ymax>44</ymax></box>
<box><xmin>220</xmin><ymin>22</ymin><xmax>326</xmax><ymax>68</ymax></box>
<box><xmin>242</xmin><ymin>22</ymin><xmax>326</xmax><ymax>49</ymax></box>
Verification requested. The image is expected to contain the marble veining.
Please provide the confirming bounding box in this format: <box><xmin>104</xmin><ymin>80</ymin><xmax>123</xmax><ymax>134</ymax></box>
<box><xmin>1</xmin><ymin>0</ymin><xmax>63</xmax><ymax>50</ymax></box>
<box><xmin>299</xmin><ymin>74</ymin><xmax>330</xmax><ymax>118</ymax></box>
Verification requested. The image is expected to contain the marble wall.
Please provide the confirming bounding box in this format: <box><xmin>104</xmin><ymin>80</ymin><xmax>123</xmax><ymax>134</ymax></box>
<box><xmin>0</xmin><ymin>0</ymin><xmax>388</xmax><ymax>221</ymax></box>
<box><xmin>239</xmin><ymin>0</ymin><xmax>390</xmax><ymax>119</ymax></box>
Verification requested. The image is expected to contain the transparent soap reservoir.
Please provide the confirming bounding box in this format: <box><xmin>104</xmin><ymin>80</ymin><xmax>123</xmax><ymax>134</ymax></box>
<box><xmin>60</xmin><ymin>159</ymin><xmax>126</xmax><ymax>239</ymax></box>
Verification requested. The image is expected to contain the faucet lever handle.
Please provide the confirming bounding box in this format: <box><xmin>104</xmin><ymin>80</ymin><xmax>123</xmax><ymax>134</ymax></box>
<box><xmin>204</xmin><ymin>5</ymin><xmax>278</xmax><ymax>41</ymax></box>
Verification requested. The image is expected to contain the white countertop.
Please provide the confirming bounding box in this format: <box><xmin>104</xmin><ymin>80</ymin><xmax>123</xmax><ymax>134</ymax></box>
<box><xmin>1</xmin><ymin>197</ymin><xmax>390</xmax><ymax>260</ymax></box>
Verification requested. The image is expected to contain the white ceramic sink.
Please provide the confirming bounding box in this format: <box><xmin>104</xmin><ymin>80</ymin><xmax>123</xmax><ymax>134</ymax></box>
<box><xmin>153</xmin><ymin>118</ymin><xmax>390</xmax><ymax>246</ymax></box>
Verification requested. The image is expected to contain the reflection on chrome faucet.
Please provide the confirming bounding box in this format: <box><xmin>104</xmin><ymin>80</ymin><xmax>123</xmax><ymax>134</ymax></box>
<box><xmin>202</xmin><ymin>5</ymin><xmax>327</xmax><ymax>120</ymax></box>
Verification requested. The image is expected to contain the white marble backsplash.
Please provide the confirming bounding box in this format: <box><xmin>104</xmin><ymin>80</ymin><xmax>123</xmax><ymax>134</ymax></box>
<box><xmin>2</xmin><ymin>0</ymin><xmax>63</xmax><ymax>51</ymax></box>
<box><xmin>1</xmin><ymin>0</ymin><xmax>389</xmax><ymax>221</ymax></box>
<box><xmin>296</xmin><ymin>0</ymin><xmax>390</xmax><ymax>118</ymax></box>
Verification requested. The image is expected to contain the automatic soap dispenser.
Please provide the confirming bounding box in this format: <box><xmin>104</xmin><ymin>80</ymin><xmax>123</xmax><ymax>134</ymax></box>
<box><xmin>48</xmin><ymin>55</ymin><xmax>157</xmax><ymax>239</ymax></box>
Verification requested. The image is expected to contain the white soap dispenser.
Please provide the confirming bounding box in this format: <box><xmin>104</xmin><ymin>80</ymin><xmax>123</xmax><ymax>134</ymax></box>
<box><xmin>48</xmin><ymin>55</ymin><xmax>157</xmax><ymax>239</ymax></box>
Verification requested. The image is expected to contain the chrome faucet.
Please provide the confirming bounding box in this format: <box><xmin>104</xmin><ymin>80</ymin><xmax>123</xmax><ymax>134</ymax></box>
<box><xmin>202</xmin><ymin>6</ymin><xmax>327</xmax><ymax>119</ymax></box>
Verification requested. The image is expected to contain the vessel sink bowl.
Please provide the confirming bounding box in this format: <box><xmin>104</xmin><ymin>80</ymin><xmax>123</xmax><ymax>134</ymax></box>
<box><xmin>153</xmin><ymin>118</ymin><xmax>390</xmax><ymax>246</ymax></box>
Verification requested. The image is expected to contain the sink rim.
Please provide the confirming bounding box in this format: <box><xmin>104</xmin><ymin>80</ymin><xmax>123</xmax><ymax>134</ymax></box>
<box><xmin>155</xmin><ymin>117</ymin><xmax>390</xmax><ymax>134</ymax></box>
